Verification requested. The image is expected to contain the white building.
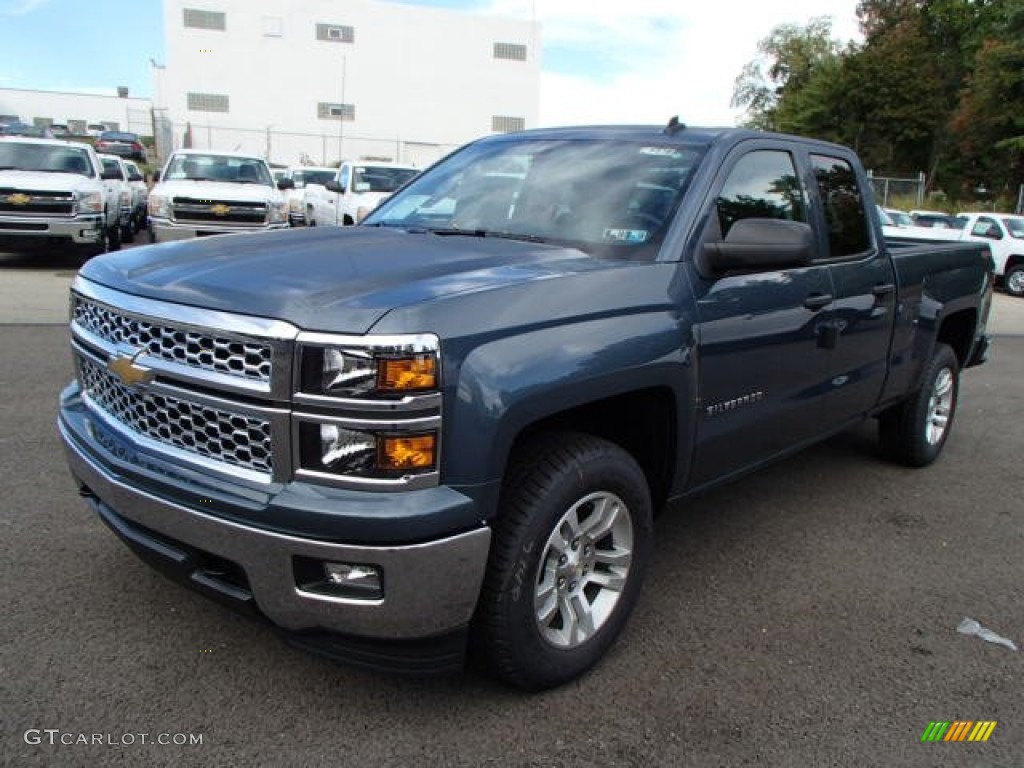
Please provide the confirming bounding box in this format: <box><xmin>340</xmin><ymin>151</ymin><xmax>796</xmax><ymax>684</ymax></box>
<box><xmin>157</xmin><ymin>0</ymin><xmax>541</xmax><ymax>167</ymax></box>
<box><xmin>0</xmin><ymin>87</ymin><xmax>152</xmax><ymax>136</ymax></box>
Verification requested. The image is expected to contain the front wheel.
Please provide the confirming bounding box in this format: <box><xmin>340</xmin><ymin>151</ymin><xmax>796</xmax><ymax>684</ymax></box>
<box><xmin>1004</xmin><ymin>264</ymin><xmax>1024</xmax><ymax>297</ymax></box>
<box><xmin>879</xmin><ymin>342</ymin><xmax>959</xmax><ymax>466</ymax></box>
<box><xmin>472</xmin><ymin>432</ymin><xmax>652</xmax><ymax>690</ymax></box>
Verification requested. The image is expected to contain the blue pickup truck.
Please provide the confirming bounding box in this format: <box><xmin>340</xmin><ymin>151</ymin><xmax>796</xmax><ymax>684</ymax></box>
<box><xmin>58</xmin><ymin>122</ymin><xmax>993</xmax><ymax>690</ymax></box>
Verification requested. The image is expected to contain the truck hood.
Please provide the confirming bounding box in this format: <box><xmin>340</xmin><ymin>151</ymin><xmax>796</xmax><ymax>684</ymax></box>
<box><xmin>78</xmin><ymin>226</ymin><xmax>630</xmax><ymax>333</ymax></box>
<box><xmin>0</xmin><ymin>169</ymin><xmax>101</xmax><ymax>194</ymax></box>
<box><xmin>152</xmin><ymin>179</ymin><xmax>282</xmax><ymax>203</ymax></box>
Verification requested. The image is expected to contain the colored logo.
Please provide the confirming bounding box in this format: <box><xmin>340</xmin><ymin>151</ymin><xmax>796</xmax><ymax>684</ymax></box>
<box><xmin>8</xmin><ymin>193</ymin><xmax>31</xmax><ymax>206</ymax></box>
<box><xmin>921</xmin><ymin>721</ymin><xmax>997</xmax><ymax>742</ymax></box>
<box><xmin>107</xmin><ymin>352</ymin><xmax>154</xmax><ymax>388</ymax></box>
<box><xmin>210</xmin><ymin>204</ymin><xmax>231</xmax><ymax>216</ymax></box>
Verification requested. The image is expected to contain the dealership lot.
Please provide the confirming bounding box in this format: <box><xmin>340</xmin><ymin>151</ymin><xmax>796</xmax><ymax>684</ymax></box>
<box><xmin>2</xmin><ymin>248</ymin><xmax>1021</xmax><ymax>767</ymax></box>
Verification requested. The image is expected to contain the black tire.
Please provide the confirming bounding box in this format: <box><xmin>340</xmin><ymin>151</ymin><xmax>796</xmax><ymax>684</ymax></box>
<box><xmin>107</xmin><ymin>217</ymin><xmax>121</xmax><ymax>252</ymax></box>
<box><xmin>472</xmin><ymin>432</ymin><xmax>653</xmax><ymax>690</ymax></box>
<box><xmin>1004</xmin><ymin>264</ymin><xmax>1024</xmax><ymax>297</ymax></box>
<box><xmin>120</xmin><ymin>222</ymin><xmax>134</xmax><ymax>244</ymax></box>
<box><xmin>879</xmin><ymin>343</ymin><xmax>959</xmax><ymax>467</ymax></box>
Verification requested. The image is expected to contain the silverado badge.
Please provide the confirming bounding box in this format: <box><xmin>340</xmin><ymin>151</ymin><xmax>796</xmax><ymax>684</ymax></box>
<box><xmin>8</xmin><ymin>193</ymin><xmax>31</xmax><ymax>206</ymax></box>
<box><xmin>211</xmin><ymin>204</ymin><xmax>231</xmax><ymax>217</ymax></box>
<box><xmin>108</xmin><ymin>352</ymin><xmax>154</xmax><ymax>388</ymax></box>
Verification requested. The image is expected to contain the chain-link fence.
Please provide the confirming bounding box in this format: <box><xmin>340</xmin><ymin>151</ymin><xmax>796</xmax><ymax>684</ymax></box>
<box><xmin>867</xmin><ymin>170</ymin><xmax>926</xmax><ymax>208</ymax></box>
<box><xmin>148</xmin><ymin>119</ymin><xmax>460</xmax><ymax>170</ymax></box>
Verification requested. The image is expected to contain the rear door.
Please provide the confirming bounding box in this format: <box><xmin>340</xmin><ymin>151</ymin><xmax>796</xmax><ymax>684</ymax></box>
<box><xmin>807</xmin><ymin>152</ymin><xmax>898</xmax><ymax>420</ymax></box>
<box><xmin>688</xmin><ymin>142</ymin><xmax>836</xmax><ymax>487</ymax></box>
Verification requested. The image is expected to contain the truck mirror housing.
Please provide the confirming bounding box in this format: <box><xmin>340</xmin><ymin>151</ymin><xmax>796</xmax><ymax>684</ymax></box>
<box><xmin>701</xmin><ymin>218</ymin><xmax>815</xmax><ymax>274</ymax></box>
<box><xmin>277</xmin><ymin>178</ymin><xmax>295</xmax><ymax>190</ymax></box>
<box><xmin>325</xmin><ymin>179</ymin><xmax>344</xmax><ymax>194</ymax></box>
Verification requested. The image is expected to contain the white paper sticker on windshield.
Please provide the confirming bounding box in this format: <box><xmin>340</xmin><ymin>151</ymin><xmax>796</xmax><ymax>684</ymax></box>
<box><xmin>638</xmin><ymin>147</ymin><xmax>682</xmax><ymax>158</ymax></box>
<box><xmin>603</xmin><ymin>228</ymin><xmax>649</xmax><ymax>243</ymax></box>
<box><xmin>354</xmin><ymin>182</ymin><xmax>371</xmax><ymax>192</ymax></box>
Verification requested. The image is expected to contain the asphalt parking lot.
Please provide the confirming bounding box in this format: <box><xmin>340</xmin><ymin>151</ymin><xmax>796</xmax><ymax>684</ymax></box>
<box><xmin>2</xmin><ymin>247</ymin><xmax>1021</xmax><ymax>768</ymax></box>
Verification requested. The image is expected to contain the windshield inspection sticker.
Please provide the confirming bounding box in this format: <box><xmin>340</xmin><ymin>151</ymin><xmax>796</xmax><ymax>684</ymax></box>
<box><xmin>603</xmin><ymin>228</ymin><xmax>650</xmax><ymax>243</ymax></box>
<box><xmin>638</xmin><ymin>146</ymin><xmax>684</xmax><ymax>158</ymax></box>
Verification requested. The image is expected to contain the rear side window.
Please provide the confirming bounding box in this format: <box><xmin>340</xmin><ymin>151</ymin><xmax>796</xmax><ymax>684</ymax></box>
<box><xmin>716</xmin><ymin>150</ymin><xmax>806</xmax><ymax>238</ymax></box>
<box><xmin>811</xmin><ymin>154</ymin><xmax>871</xmax><ymax>258</ymax></box>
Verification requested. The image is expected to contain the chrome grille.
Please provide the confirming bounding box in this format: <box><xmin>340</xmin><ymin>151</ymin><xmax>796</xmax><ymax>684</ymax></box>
<box><xmin>172</xmin><ymin>197</ymin><xmax>268</xmax><ymax>225</ymax></box>
<box><xmin>73</xmin><ymin>297</ymin><xmax>272</xmax><ymax>382</ymax></box>
<box><xmin>78</xmin><ymin>357</ymin><xmax>273</xmax><ymax>473</ymax></box>
<box><xmin>0</xmin><ymin>188</ymin><xmax>75</xmax><ymax>216</ymax></box>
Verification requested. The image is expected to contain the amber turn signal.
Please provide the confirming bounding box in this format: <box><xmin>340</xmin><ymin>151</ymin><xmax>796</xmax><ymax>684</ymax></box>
<box><xmin>377</xmin><ymin>355</ymin><xmax>437</xmax><ymax>391</ymax></box>
<box><xmin>378</xmin><ymin>434</ymin><xmax>437</xmax><ymax>471</ymax></box>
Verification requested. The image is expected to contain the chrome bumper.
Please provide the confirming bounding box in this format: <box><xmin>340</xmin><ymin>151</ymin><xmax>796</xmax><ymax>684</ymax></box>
<box><xmin>150</xmin><ymin>218</ymin><xmax>289</xmax><ymax>242</ymax></box>
<box><xmin>59</xmin><ymin>417</ymin><xmax>491</xmax><ymax>640</ymax></box>
<box><xmin>0</xmin><ymin>213</ymin><xmax>105</xmax><ymax>244</ymax></box>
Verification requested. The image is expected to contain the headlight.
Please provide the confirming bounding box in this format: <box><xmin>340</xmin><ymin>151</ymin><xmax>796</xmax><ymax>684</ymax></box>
<box><xmin>298</xmin><ymin>334</ymin><xmax>439</xmax><ymax>398</ymax></box>
<box><xmin>293</xmin><ymin>333</ymin><xmax>441</xmax><ymax>484</ymax></box>
<box><xmin>148</xmin><ymin>193</ymin><xmax>171</xmax><ymax>219</ymax></box>
<box><xmin>296</xmin><ymin>423</ymin><xmax>438</xmax><ymax>479</ymax></box>
<box><xmin>268</xmin><ymin>199</ymin><xmax>288</xmax><ymax>224</ymax></box>
<box><xmin>77</xmin><ymin>191</ymin><xmax>104</xmax><ymax>214</ymax></box>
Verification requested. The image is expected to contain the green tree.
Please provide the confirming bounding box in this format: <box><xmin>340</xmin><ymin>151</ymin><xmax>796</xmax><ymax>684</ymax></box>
<box><xmin>731</xmin><ymin>17</ymin><xmax>841</xmax><ymax>131</ymax></box>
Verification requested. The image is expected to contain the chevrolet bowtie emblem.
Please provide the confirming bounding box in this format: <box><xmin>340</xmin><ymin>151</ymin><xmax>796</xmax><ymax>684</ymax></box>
<box><xmin>108</xmin><ymin>352</ymin><xmax>154</xmax><ymax>388</ymax></box>
<box><xmin>8</xmin><ymin>193</ymin><xmax>31</xmax><ymax>206</ymax></box>
<box><xmin>211</xmin><ymin>204</ymin><xmax>231</xmax><ymax>216</ymax></box>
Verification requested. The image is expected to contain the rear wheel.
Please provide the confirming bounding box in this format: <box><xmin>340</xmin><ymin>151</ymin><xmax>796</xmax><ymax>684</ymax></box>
<box><xmin>879</xmin><ymin>343</ymin><xmax>959</xmax><ymax>466</ymax></box>
<box><xmin>472</xmin><ymin>432</ymin><xmax>652</xmax><ymax>690</ymax></box>
<box><xmin>1004</xmin><ymin>264</ymin><xmax>1024</xmax><ymax>297</ymax></box>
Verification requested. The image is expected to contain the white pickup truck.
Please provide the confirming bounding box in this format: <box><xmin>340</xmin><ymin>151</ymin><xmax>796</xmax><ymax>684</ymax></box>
<box><xmin>147</xmin><ymin>149</ymin><xmax>289</xmax><ymax>242</ymax></box>
<box><xmin>300</xmin><ymin>160</ymin><xmax>418</xmax><ymax>227</ymax></box>
<box><xmin>0</xmin><ymin>136</ymin><xmax>122</xmax><ymax>259</ymax></box>
<box><xmin>881</xmin><ymin>208</ymin><xmax>1024</xmax><ymax>297</ymax></box>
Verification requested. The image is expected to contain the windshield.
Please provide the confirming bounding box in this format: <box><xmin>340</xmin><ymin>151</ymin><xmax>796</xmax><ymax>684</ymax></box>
<box><xmin>353</xmin><ymin>166</ymin><xmax>418</xmax><ymax>193</ymax></box>
<box><xmin>100</xmin><ymin>158</ymin><xmax>124</xmax><ymax>179</ymax></box>
<box><xmin>293</xmin><ymin>169</ymin><xmax>335</xmax><ymax>188</ymax></box>
<box><xmin>0</xmin><ymin>140</ymin><xmax>94</xmax><ymax>176</ymax></box>
<box><xmin>1001</xmin><ymin>216</ymin><xmax>1024</xmax><ymax>238</ymax></box>
<box><xmin>365</xmin><ymin>138</ymin><xmax>704</xmax><ymax>259</ymax></box>
<box><xmin>163</xmin><ymin>154</ymin><xmax>273</xmax><ymax>185</ymax></box>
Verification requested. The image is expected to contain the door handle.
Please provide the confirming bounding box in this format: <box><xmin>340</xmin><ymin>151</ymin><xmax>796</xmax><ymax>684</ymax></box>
<box><xmin>872</xmin><ymin>283</ymin><xmax>896</xmax><ymax>297</ymax></box>
<box><xmin>803</xmin><ymin>293</ymin><xmax>833</xmax><ymax>311</ymax></box>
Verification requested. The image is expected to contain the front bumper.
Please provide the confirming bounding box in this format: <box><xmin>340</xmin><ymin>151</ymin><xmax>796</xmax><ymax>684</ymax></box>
<box><xmin>150</xmin><ymin>217</ymin><xmax>289</xmax><ymax>242</ymax></box>
<box><xmin>0</xmin><ymin>213</ymin><xmax>105</xmax><ymax>245</ymax></box>
<box><xmin>58</xmin><ymin>390</ymin><xmax>491</xmax><ymax>662</ymax></box>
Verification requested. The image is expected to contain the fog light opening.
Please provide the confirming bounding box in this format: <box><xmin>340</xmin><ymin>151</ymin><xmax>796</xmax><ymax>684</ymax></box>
<box><xmin>294</xmin><ymin>556</ymin><xmax>384</xmax><ymax>600</ymax></box>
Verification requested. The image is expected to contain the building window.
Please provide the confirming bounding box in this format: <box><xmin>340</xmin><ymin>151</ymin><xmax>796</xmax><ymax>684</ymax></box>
<box><xmin>492</xmin><ymin>115</ymin><xmax>525</xmax><ymax>133</ymax></box>
<box><xmin>263</xmin><ymin>16</ymin><xmax>283</xmax><ymax>37</ymax></box>
<box><xmin>183</xmin><ymin>8</ymin><xmax>226</xmax><ymax>31</ymax></box>
<box><xmin>318</xmin><ymin>102</ymin><xmax>355</xmax><ymax>121</ymax></box>
<box><xmin>493</xmin><ymin>42</ymin><xmax>527</xmax><ymax>61</ymax></box>
<box><xmin>316</xmin><ymin>23</ymin><xmax>354</xmax><ymax>43</ymax></box>
<box><xmin>187</xmin><ymin>92</ymin><xmax>230</xmax><ymax>113</ymax></box>
<box><xmin>67</xmin><ymin>120</ymin><xmax>86</xmax><ymax>135</ymax></box>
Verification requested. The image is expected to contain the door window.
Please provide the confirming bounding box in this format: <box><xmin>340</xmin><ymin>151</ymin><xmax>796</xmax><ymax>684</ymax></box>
<box><xmin>716</xmin><ymin>150</ymin><xmax>807</xmax><ymax>238</ymax></box>
<box><xmin>811</xmin><ymin>155</ymin><xmax>871</xmax><ymax>259</ymax></box>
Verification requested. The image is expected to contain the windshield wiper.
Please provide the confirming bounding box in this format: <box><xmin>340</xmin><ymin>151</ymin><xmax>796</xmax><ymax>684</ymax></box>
<box><xmin>415</xmin><ymin>226</ymin><xmax>547</xmax><ymax>243</ymax></box>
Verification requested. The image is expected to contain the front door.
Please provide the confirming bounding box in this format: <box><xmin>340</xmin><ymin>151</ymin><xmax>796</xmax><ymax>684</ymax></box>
<box><xmin>689</xmin><ymin>145</ymin><xmax>835</xmax><ymax>487</ymax></box>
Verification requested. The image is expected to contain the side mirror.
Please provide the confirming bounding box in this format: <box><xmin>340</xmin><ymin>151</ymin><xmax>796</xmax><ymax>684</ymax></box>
<box><xmin>325</xmin><ymin>179</ymin><xmax>344</xmax><ymax>194</ymax></box>
<box><xmin>151</xmin><ymin>170</ymin><xmax>161</xmax><ymax>183</ymax></box>
<box><xmin>700</xmin><ymin>218</ymin><xmax>815</xmax><ymax>275</ymax></box>
<box><xmin>100</xmin><ymin>168</ymin><xmax>121</xmax><ymax>181</ymax></box>
<box><xmin>277</xmin><ymin>178</ymin><xmax>295</xmax><ymax>190</ymax></box>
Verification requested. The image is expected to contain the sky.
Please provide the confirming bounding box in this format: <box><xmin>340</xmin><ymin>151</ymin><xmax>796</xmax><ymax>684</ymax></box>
<box><xmin>0</xmin><ymin>0</ymin><xmax>863</xmax><ymax>127</ymax></box>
